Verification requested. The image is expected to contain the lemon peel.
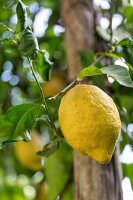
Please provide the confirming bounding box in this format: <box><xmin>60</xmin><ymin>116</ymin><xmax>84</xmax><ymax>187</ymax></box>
<box><xmin>58</xmin><ymin>84</ymin><xmax>121</xmax><ymax>164</ymax></box>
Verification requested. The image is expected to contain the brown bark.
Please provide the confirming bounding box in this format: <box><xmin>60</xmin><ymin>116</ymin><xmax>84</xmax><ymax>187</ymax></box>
<box><xmin>61</xmin><ymin>0</ymin><xmax>95</xmax><ymax>81</ymax></box>
<box><xmin>61</xmin><ymin>0</ymin><xmax>123</xmax><ymax>199</ymax></box>
<box><xmin>73</xmin><ymin>146</ymin><xmax>123</xmax><ymax>200</ymax></box>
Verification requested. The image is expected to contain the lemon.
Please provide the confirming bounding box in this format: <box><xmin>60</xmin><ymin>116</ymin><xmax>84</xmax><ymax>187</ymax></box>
<box><xmin>58</xmin><ymin>84</ymin><xmax>121</xmax><ymax>164</ymax></box>
<box><xmin>15</xmin><ymin>130</ymin><xmax>44</xmax><ymax>171</ymax></box>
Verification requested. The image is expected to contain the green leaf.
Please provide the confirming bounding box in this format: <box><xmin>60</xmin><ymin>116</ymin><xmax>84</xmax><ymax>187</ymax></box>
<box><xmin>101</xmin><ymin>65</ymin><xmax>133</xmax><ymax>88</ymax></box>
<box><xmin>33</xmin><ymin>50</ymin><xmax>53</xmax><ymax>81</ymax></box>
<box><xmin>122</xmin><ymin>163</ymin><xmax>133</xmax><ymax>187</ymax></box>
<box><xmin>19</xmin><ymin>26</ymin><xmax>39</xmax><ymax>59</ymax></box>
<box><xmin>45</xmin><ymin>141</ymin><xmax>73</xmax><ymax>200</ymax></box>
<box><xmin>78</xmin><ymin>65</ymin><xmax>133</xmax><ymax>88</ymax></box>
<box><xmin>16</xmin><ymin>0</ymin><xmax>27</xmax><ymax>33</ymax></box>
<box><xmin>37</xmin><ymin>139</ymin><xmax>59</xmax><ymax>157</ymax></box>
<box><xmin>117</xmin><ymin>38</ymin><xmax>130</xmax><ymax>46</ymax></box>
<box><xmin>78</xmin><ymin>66</ymin><xmax>103</xmax><ymax>79</ymax></box>
<box><xmin>0</xmin><ymin>103</ymin><xmax>45</xmax><ymax>148</ymax></box>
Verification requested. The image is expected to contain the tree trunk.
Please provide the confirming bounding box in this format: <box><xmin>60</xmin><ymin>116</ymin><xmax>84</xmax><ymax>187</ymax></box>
<box><xmin>61</xmin><ymin>0</ymin><xmax>123</xmax><ymax>199</ymax></box>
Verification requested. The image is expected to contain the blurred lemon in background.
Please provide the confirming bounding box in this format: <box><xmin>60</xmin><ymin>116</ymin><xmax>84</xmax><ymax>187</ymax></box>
<box><xmin>15</xmin><ymin>130</ymin><xmax>44</xmax><ymax>171</ymax></box>
<box><xmin>42</xmin><ymin>70</ymin><xmax>66</xmax><ymax>96</ymax></box>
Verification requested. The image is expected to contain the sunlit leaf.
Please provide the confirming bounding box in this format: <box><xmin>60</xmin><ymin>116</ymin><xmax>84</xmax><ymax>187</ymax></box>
<box><xmin>101</xmin><ymin>65</ymin><xmax>133</xmax><ymax>88</ymax></box>
<box><xmin>78</xmin><ymin>66</ymin><xmax>103</xmax><ymax>79</ymax></box>
<box><xmin>0</xmin><ymin>103</ymin><xmax>45</xmax><ymax>148</ymax></box>
<box><xmin>78</xmin><ymin>65</ymin><xmax>133</xmax><ymax>88</ymax></box>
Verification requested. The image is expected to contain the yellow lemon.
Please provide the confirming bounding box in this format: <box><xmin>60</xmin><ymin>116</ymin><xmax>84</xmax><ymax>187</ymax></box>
<box><xmin>15</xmin><ymin>130</ymin><xmax>44</xmax><ymax>171</ymax></box>
<box><xmin>58</xmin><ymin>84</ymin><xmax>121</xmax><ymax>164</ymax></box>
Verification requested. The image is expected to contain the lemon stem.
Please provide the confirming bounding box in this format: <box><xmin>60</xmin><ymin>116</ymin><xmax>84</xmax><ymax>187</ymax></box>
<box><xmin>28</xmin><ymin>59</ymin><xmax>58</xmax><ymax>136</ymax></box>
<box><xmin>49</xmin><ymin>56</ymin><xmax>103</xmax><ymax>100</ymax></box>
<box><xmin>49</xmin><ymin>78</ymin><xmax>81</xmax><ymax>100</ymax></box>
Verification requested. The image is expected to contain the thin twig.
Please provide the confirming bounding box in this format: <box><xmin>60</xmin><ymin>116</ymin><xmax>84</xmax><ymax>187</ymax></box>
<box><xmin>28</xmin><ymin>59</ymin><xmax>58</xmax><ymax>136</ymax></box>
<box><xmin>49</xmin><ymin>78</ymin><xmax>81</xmax><ymax>100</ymax></box>
<box><xmin>92</xmin><ymin>55</ymin><xmax>103</xmax><ymax>66</ymax></box>
<box><xmin>49</xmin><ymin>56</ymin><xmax>103</xmax><ymax>100</ymax></box>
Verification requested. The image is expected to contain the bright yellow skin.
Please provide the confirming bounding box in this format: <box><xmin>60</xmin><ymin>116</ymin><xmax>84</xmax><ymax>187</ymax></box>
<box><xmin>15</xmin><ymin>130</ymin><xmax>44</xmax><ymax>171</ymax></box>
<box><xmin>58</xmin><ymin>84</ymin><xmax>121</xmax><ymax>164</ymax></box>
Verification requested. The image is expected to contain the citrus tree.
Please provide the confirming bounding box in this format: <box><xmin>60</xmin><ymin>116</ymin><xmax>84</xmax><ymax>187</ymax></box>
<box><xmin>0</xmin><ymin>0</ymin><xmax>133</xmax><ymax>199</ymax></box>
